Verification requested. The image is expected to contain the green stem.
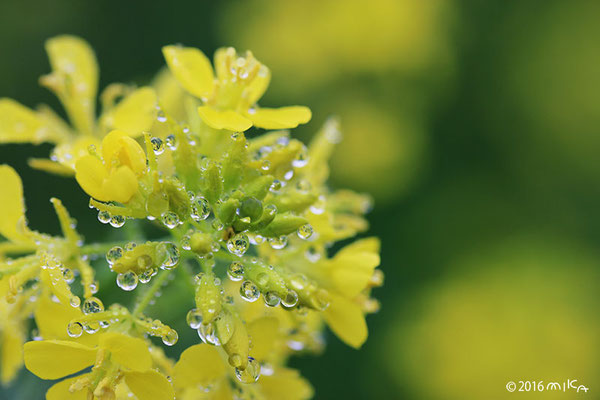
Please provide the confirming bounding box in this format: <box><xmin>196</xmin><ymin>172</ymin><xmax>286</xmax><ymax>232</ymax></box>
<box><xmin>132</xmin><ymin>269</ymin><xmax>172</xmax><ymax>317</ymax></box>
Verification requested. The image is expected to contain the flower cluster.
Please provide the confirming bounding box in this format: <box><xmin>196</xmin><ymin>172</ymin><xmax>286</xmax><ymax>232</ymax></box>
<box><xmin>0</xmin><ymin>36</ymin><xmax>382</xmax><ymax>399</ymax></box>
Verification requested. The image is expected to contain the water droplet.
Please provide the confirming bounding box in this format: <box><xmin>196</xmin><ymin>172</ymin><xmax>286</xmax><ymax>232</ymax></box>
<box><xmin>227</xmin><ymin>262</ymin><xmax>244</xmax><ymax>281</ymax></box>
<box><xmin>69</xmin><ymin>296</ymin><xmax>81</xmax><ymax>308</ymax></box>
<box><xmin>106</xmin><ymin>246</ymin><xmax>123</xmax><ymax>265</ymax></box>
<box><xmin>281</xmin><ymin>290</ymin><xmax>299</xmax><ymax>307</ymax></box>
<box><xmin>186</xmin><ymin>309</ymin><xmax>203</xmax><ymax>329</ymax></box>
<box><xmin>296</xmin><ymin>180</ymin><xmax>312</xmax><ymax>193</ymax></box>
<box><xmin>292</xmin><ymin>147</ymin><xmax>309</xmax><ymax>168</ymax></box>
<box><xmin>83</xmin><ymin>321</ymin><xmax>100</xmax><ymax>334</ymax></box>
<box><xmin>270</xmin><ymin>180</ymin><xmax>282</xmax><ymax>192</ymax></box>
<box><xmin>231</xmin><ymin>132</ymin><xmax>242</xmax><ymax>141</ymax></box>
<box><xmin>249</xmin><ymin>234</ymin><xmax>265</xmax><ymax>245</ymax></box>
<box><xmin>67</xmin><ymin>321</ymin><xmax>83</xmax><ymax>338</ymax></box>
<box><xmin>211</xmin><ymin>220</ymin><xmax>224</xmax><ymax>231</ymax></box>
<box><xmin>166</xmin><ymin>134</ymin><xmax>177</xmax><ymax>149</ymax></box>
<box><xmin>240</xmin><ymin>280</ymin><xmax>260</xmax><ymax>302</ymax></box>
<box><xmin>269</xmin><ymin>236</ymin><xmax>288</xmax><ymax>250</ymax></box>
<box><xmin>181</xmin><ymin>235</ymin><xmax>191</xmax><ymax>250</ymax></box>
<box><xmin>260</xmin><ymin>160</ymin><xmax>271</xmax><ymax>171</ymax></box>
<box><xmin>139</xmin><ymin>269</ymin><xmax>152</xmax><ymax>284</ymax></box>
<box><xmin>116</xmin><ymin>271</ymin><xmax>138</xmax><ymax>291</ymax></box>
<box><xmin>197</xmin><ymin>322</ymin><xmax>220</xmax><ymax>345</ymax></box>
<box><xmin>151</xmin><ymin>137</ymin><xmax>165</xmax><ymax>155</ymax></box>
<box><xmin>89</xmin><ymin>280</ymin><xmax>99</xmax><ymax>294</ymax></box>
<box><xmin>82</xmin><ymin>297</ymin><xmax>104</xmax><ymax>314</ymax></box>
<box><xmin>109</xmin><ymin>215</ymin><xmax>126</xmax><ymax>228</ymax></box>
<box><xmin>158</xmin><ymin>242</ymin><xmax>180</xmax><ymax>269</ymax></box>
<box><xmin>264</xmin><ymin>292</ymin><xmax>280</xmax><ymax>307</ymax></box>
<box><xmin>283</xmin><ymin>170</ymin><xmax>294</xmax><ymax>180</ymax></box>
<box><xmin>235</xmin><ymin>357</ymin><xmax>261</xmax><ymax>383</ymax></box>
<box><xmin>63</xmin><ymin>268</ymin><xmax>75</xmax><ymax>284</ymax></box>
<box><xmin>310</xmin><ymin>195</ymin><xmax>326</xmax><ymax>215</ymax></box>
<box><xmin>125</xmin><ymin>242</ymin><xmax>137</xmax><ymax>252</ymax></box>
<box><xmin>161</xmin><ymin>212</ymin><xmax>180</xmax><ymax>229</ymax></box>
<box><xmin>162</xmin><ymin>329</ymin><xmax>178</xmax><ymax>346</ymax></box>
<box><xmin>297</xmin><ymin>224</ymin><xmax>313</xmax><ymax>240</ymax></box>
<box><xmin>157</xmin><ymin>110</ymin><xmax>167</xmax><ymax>122</ymax></box>
<box><xmin>227</xmin><ymin>233</ymin><xmax>249</xmax><ymax>256</ymax></box>
<box><xmin>191</xmin><ymin>197</ymin><xmax>211</xmax><ymax>221</ymax></box>
<box><xmin>290</xmin><ymin>274</ymin><xmax>308</xmax><ymax>291</ymax></box>
<box><xmin>98</xmin><ymin>210</ymin><xmax>111</xmax><ymax>224</ymax></box>
<box><xmin>313</xmin><ymin>289</ymin><xmax>331</xmax><ymax>310</ymax></box>
<box><xmin>305</xmin><ymin>247</ymin><xmax>321</xmax><ymax>262</ymax></box>
<box><xmin>256</xmin><ymin>272</ymin><xmax>269</xmax><ymax>286</ymax></box>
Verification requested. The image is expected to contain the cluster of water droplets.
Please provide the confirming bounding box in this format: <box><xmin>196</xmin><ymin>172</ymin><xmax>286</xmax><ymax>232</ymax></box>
<box><xmin>97</xmin><ymin>210</ymin><xmax>127</xmax><ymax>228</ymax></box>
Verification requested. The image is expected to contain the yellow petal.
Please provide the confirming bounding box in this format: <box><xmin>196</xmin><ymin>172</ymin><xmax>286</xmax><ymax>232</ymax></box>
<box><xmin>1</xmin><ymin>328</ymin><xmax>24</xmax><ymax>384</ymax></box>
<box><xmin>247</xmin><ymin>106</ymin><xmax>312</xmax><ymax>130</ymax></box>
<box><xmin>198</xmin><ymin>106</ymin><xmax>252</xmax><ymax>131</ymax></box>
<box><xmin>102</xmin><ymin>130</ymin><xmax>146</xmax><ymax>174</ymax></box>
<box><xmin>243</xmin><ymin>66</ymin><xmax>271</xmax><ymax>106</ymax></box>
<box><xmin>45</xmin><ymin>35</ymin><xmax>98</xmax><ymax>102</ymax></box>
<box><xmin>173</xmin><ymin>344</ymin><xmax>226</xmax><ymax>388</ymax></box>
<box><xmin>323</xmin><ymin>293</ymin><xmax>367</xmax><ymax>349</ymax></box>
<box><xmin>163</xmin><ymin>45</ymin><xmax>215</xmax><ymax>99</ymax></box>
<box><xmin>247</xmin><ymin>317</ymin><xmax>279</xmax><ymax>360</ymax></box>
<box><xmin>0</xmin><ymin>99</ymin><xmax>54</xmax><ymax>144</ymax></box>
<box><xmin>98</xmin><ymin>332</ymin><xmax>152</xmax><ymax>372</ymax></box>
<box><xmin>259</xmin><ymin>368</ymin><xmax>314</xmax><ymax>400</ymax></box>
<box><xmin>0</xmin><ymin>165</ymin><xmax>28</xmax><ymax>242</ymax></box>
<box><xmin>330</xmin><ymin>239</ymin><xmax>381</xmax><ymax>297</ymax></box>
<box><xmin>111</xmin><ymin>87</ymin><xmax>158</xmax><ymax>136</ymax></box>
<box><xmin>124</xmin><ymin>370</ymin><xmax>175</xmax><ymax>400</ymax></box>
<box><xmin>101</xmin><ymin>166</ymin><xmax>139</xmax><ymax>203</ymax></box>
<box><xmin>44</xmin><ymin>35</ymin><xmax>98</xmax><ymax>135</ymax></box>
<box><xmin>46</xmin><ymin>374</ymin><xmax>90</xmax><ymax>400</ymax></box>
<box><xmin>75</xmin><ymin>155</ymin><xmax>108</xmax><ymax>201</ymax></box>
<box><xmin>34</xmin><ymin>295</ymin><xmax>98</xmax><ymax>346</ymax></box>
<box><xmin>28</xmin><ymin>158</ymin><xmax>75</xmax><ymax>176</ymax></box>
<box><xmin>23</xmin><ymin>340</ymin><xmax>96</xmax><ymax>379</ymax></box>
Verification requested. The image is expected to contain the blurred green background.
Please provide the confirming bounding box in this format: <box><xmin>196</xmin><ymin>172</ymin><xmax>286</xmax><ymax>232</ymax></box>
<box><xmin>1</xmin><ymin>0</ymin><xmax>600</xmax><ymax>398</ymax></box>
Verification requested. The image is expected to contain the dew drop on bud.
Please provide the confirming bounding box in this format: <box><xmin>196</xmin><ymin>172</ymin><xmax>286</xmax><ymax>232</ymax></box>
<box><xmin>106</xmin><ymin>246</ymin><xmax>123</xmax><ymax>265</ymax></box>
<box><xmin>191</xmin><ymin>197</ymin><xmax>211</xmax><ymax>221</ymax></box>
<box><xmin>297</xmin><ymin>224</ymin><xmax>313</xmax><ymax>240</ymax></box>
<box><xmin>67</xmin><ymin>321</ymin><xmax>83</xmax><ymax>338</ymax></box>
<box><xmin>98</xmin><ymin>210</ymin><xmax>111</xmax><ymax>224</ymax></box>
<box><xmin>235</xmin><ymin>356</ymin><xmax>261</xmax><ymax>383</ymax></box>
<box><xmin>227</xmin><ymin>262</ymin><xmax>244</xmax><ymax>281</ymax></box>
<box><xmin>166</xmin><ymin>134</ymin><xmax>177</xmax><ymax>149</ymax></box>
<box><xmin>158</xmin><ymin>242</ymin><xmax>180</xmax><ymax>269</ymax></box>
<box><xmin>109</xmin><ymin>215</ymin><xmax>126</xmax><ymax>228</ymax></box>
<box><xmin>227</xmin><ymin>233</ymin><xmax>249</xmax><ymax>256</ymax></box>
<box><xmin>281</xmin><ymin>289</ymin><xmax>299</xmax><ymax>307</ymax></box>
<box><xmin>269</xmin><ymin>236</ymin><xmax>288</xmax><ymax>250</ymax></box>
<box><xmin>161</xmin><ymin>212</ymin><xmax>180</xmax><ymax>229</ymax></box>
<box><xmin>82</xmin><ymin>297</ymin><xmax>104</xmax><ymax>314</ymax></box>
<box><xmin>83</xmin><ymin>321</ymin><xmax>100</xmax><ymax>334</ymax></box>
<box><xmin>186</xmin><ymin>309</ymin><xmax>203</xmax><ymax>329</ymax></box>
<box><xmin>240</xmin><ymin>280</ymin><xmax>260</xmax><ymax>302</ymax></box>
<box><xmin>150</xmin><ymin>137</ymin><xmax>165</xmax><ymax>155</ymax></box>
<box><xmin>117</xmin><ymin>271</ymin><xmax>138</xmax><ymax>291</ymax></box>
<box><xmin>269</xmin><ymin>180</ymin><xmax>282</xmax><ymax>192</ymax></box>
<box><xmin>264</xmin><ymin>292</ymin><xmax>281</xmax><ymax>307</ymax></box>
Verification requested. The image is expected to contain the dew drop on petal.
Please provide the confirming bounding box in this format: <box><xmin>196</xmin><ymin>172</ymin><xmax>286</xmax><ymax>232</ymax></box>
<box><xmin>82</xmin><ymin>297</ymin><xmax>104</xmax><ymax>314</ymax></box>
<box><xmin>281</xmin><ymin>289</ymin><xmax>299</xmax><ymax>307</ymax></box>
<box><xmin>109</xmin><ymin>215</ymin><xmax>126</xmax><ymax>228</ymax></box>
<box><xmin>69</xmin><ymin>295</ymin><xmax>81</xmax><ymax>308</ymax></box>
<box><xmin>67</xmin><ymin>321</ymin><xmax>83</xmax><ymax>338</ymax></box>
<box><xmin>166</xmin><ymin>134</ymin><xmax>177</xmax><ymax>149</ymax></box>
<box><xmin>227</xmin><ymin>233</ymin><xmax>249</xmax><ymax>256</ymax></box>
<box><xmin>297</xmin><ymin>224</ymin><xmax>313</xmax><ymax>240</ymax></box>
<box><xmin>161</xmin><ymin>212</ymin><xmax>180</xmax><ymax>229</ymax></box>
<box><xmin>191</xmin><ymin>197</ymin><xmax>211</xmax><ymax>221</ymax></box>
<box><xmin>116</xmin><ymin>271</ymin><xmax>138</xmax><ymax>291</ymax></box>
<box><xmin>106</xmin><ymin>246</ymin><xmax>123</xmax><ymax>265</ymax></box>
<box><xmin>269</xmin><ymin>236</ymin><xmax>288</xmax><ymax>250</ymax></box>
<box><xmin>227</xmin><ymin>262</ymin><xmax>244</xmax><ymax>281</ymax></box>
<box><xmin>151</xmin><ymin>137</ymin><xmax>165</xmax><ymax>155</ymax></box>
<box><xmin>98</xmin><ymin>210</ymin><xmax>111</xmax><ymax>224</ymax></box>
<box><xmin>264</xmin><ymin>292</ymin><xmax>280</xmax><ymax>307</ymax></box>
<box><xmin>63</xmin><ymin>268</ymin><xmax>75</xmax><ymax>284</ymax></box>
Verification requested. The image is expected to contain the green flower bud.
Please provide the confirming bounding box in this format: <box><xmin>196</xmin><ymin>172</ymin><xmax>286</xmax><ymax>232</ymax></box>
<box><xmin>259</xmin><ymin>212</ymin><xmax>308</xmax><ymax>237</ymax></box>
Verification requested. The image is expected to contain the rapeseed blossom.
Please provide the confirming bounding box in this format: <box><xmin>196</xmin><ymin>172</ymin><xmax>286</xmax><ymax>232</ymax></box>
<box><xmin>0</xmin><ymin>36</ymin><xmax>382</xmax><ymax>399</ymax></box>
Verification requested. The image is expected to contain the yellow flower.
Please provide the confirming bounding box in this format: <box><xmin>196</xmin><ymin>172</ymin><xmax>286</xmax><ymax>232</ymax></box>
<box><xmin>24</xmin><ymin>332</ymin><xmax>174</xmax><ymax>400</ymax></box>
<box><xmin>173</xmin><ymin>343</ymin><xmax>313</xmax><ymax>400</ymax></box>
<box><xmin>163</xmin><ymin>45</ymin><xmax>311</xmax><ymax>131</ymax></box>
<box><xmin>0</xmin><ymin>35</ymin><xmax>158</xmax><ymax>175</ymax></box>
<box><xmin>75</xmin><ymin>130</ymin><xmax>147</xmax><ymax>203</ymax></box>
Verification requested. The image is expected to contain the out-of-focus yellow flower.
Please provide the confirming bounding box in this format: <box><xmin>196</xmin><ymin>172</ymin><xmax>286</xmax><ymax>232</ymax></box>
<box><xmin>0</xmin><ymin>35</ymin><xmax>157</xmax><ymax>175</ymax></box>
<box><xmin>75</xmin><ymin>130</ymin><xmax>147</xmax><ymax>203</ymax></box>
<box><xmin>163</xmin><ymin>45</ymin><xmax>311</xmax><ymax>131</ymax></box>
<box><xmin>219</xmin><ymin>0</ymin><xmax>455</xmax><ymax>92</ymax></box>
<box><xmin>386</xmin><ymin>239</ymin><xmax>600</xmax><ymax>399</ymax></box>
<box><xmin>24</xmin><ymin>332</ymin><xmax>173</xmax><ymax>400</ymax></box>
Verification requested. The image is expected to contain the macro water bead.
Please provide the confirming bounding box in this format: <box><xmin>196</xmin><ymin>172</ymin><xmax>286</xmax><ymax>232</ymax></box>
<box><xmin>0</xmin><ymin>35</ymin><xmax>381</xmax><ymax>400</ymax></box>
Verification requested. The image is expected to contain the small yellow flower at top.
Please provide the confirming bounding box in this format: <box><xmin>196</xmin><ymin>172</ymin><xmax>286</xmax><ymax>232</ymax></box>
<box><xmin>75</xmin><ymin>130</ymin><xmax>147</xmax><ymax>203</ymax></box>
<box><xmin>163</xmin><ymin>45</ymin><xmax>312</xmax><ymax>131</ymax></box>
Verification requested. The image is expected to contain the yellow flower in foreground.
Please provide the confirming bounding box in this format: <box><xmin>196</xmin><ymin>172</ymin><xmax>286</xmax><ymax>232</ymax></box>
<box><xmin>24</xmin><ymin>332</ymin><xmax>173</xmax><ymax>400</ymax></box>
<box><xmin>75</xmin><ymin>130</ymin><xmax>147</xmax><ymax>203</ymax></box>
<box><xmin>163</xmin><ymin>45</ymin><xmax>311</xmax><ymax>131</ymax></box>
<box><xmin>0</xmin><ymin>279</ymin><xmax>31</xmax><ymax>384</ymax></box>
<box><xmin>0</xmin><ymin>35</ymin><xmax>157</xmax><ymax>175</ymax></box>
